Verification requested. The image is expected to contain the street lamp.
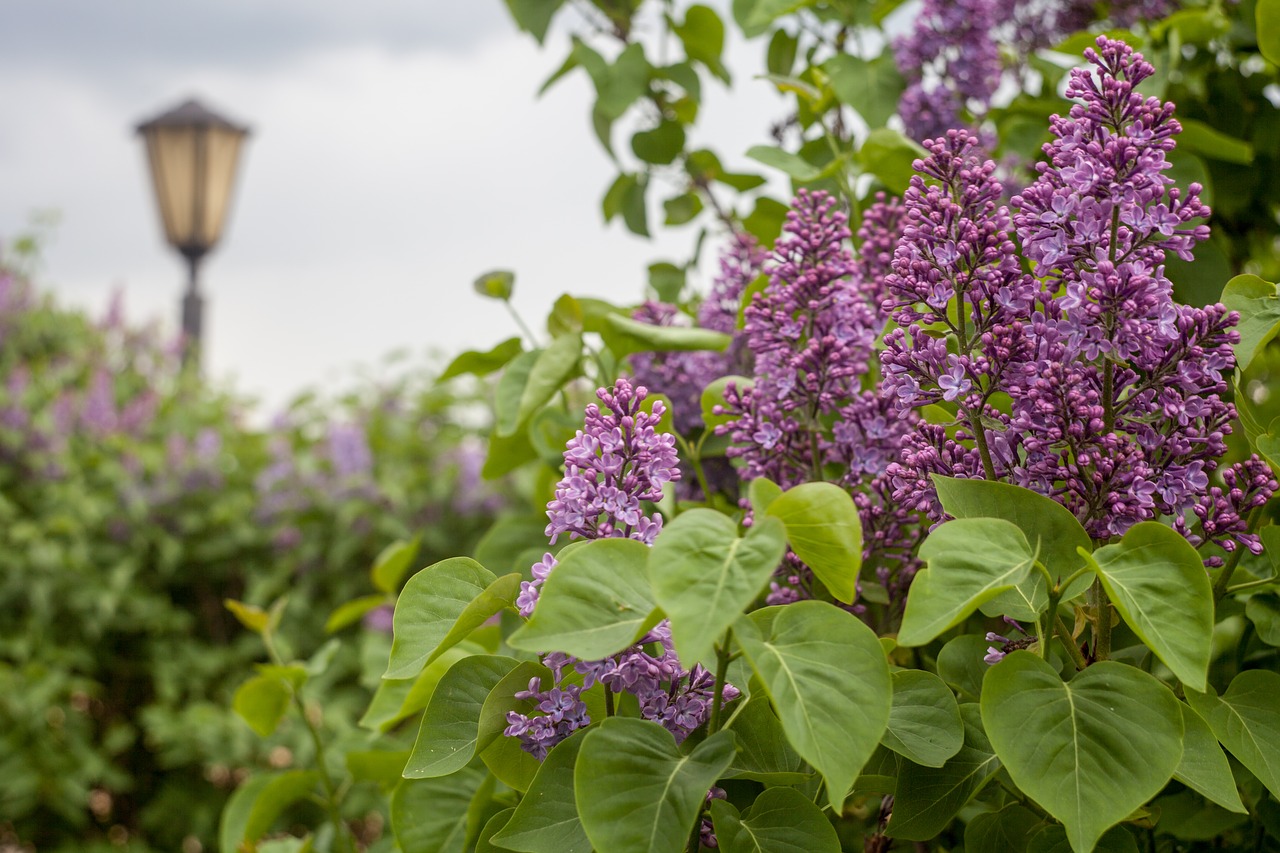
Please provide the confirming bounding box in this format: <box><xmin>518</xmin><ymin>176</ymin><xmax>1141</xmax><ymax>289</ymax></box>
<box><xmin>136</xmin><ymin>97</ymin><xmax>250</xmax><ymax>368</ymax></box>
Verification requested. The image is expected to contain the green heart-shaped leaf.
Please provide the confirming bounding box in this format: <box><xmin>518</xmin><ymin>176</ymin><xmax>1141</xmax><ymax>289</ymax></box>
<box><xmin>575</xmin><ymin>719</ymin><xmax>736</xmax><ymax>852</ymax></box>
<box><xmin>1087</xmin><ymin>522</ymin><xmax>1213</xmax><ymax>691</ymax></box>
<box><xmin>765</xmin><ymin>481</ymin><xmax>864</xmax><ymax>603</ymax></box>
<box><xmin>405</xmin><ymin>655</ymin><xmax>519</xmax><ymax>779</ymax></box>
<box><xmin>1174</xmin><ymin>702</ymin><xmax>1247</xmax><ymax>813</ymax></box>
<box><xmin>491</xmin><ymin>729</ymin><xmax>592</xmax><ymax>853</ymax></box>
<box><xmin>386</xmin><ymin>557</ymin><xmax>498</xmax><ymax>679</ymax></box>
<box><xmin>710</xmin><ymin>786</ymin><xmax>841</xmax><ymax>852</ymax></box>
<box><xmin>734</xmin><ymin>601</ymin><xmax>891</xmax><ymax>810</ymax></box>
<box><xmin>981</xmin><ymin>653</ymin><xmax>1183</xmax><ymax>853</ymax></box>
<box><xmin>1187</xmin><ymin>669</ymin><xmax>1280</xmax><ymax>801</ymax></box>
<box><xmin>650</xmin><ymin>509</ymin><xmax>787</xmax><ymax>667</ymax></box>
<box><xmin>898</xmin><ymin>518</ymin><xmax>1037</xmax><ymax>646</ymax></box>
<box><xmin>882</xmin><ymin>670</ymin><xmax>964</xmax><ymax>768</ymax></box>
<box><xmin>508</xmin><ymin>538</ymin><xmax>659</xmax><ymax>660</ymax></box>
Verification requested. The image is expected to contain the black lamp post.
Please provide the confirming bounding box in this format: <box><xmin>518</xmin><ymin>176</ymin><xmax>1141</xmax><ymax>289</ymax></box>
<box><xmin>136</xmin><ymin>97</ymin><xmax>250</xmax><ymax>368</ymax></box>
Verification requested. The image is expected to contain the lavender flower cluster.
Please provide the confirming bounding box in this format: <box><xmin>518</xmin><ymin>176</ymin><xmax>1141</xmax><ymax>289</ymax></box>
<box><xmin>882</xmin><ymin>37</ymin><xmax>1273</xmax><ymax>551</ymax></box>
<box><xmin>716</xmin><ymin>190</ymin><xmax>925</xmax><ymax>608</ymax></box>
<box><xmin>506</xmin><ymin>379</ymin><xmax>739</xmax><ymax>760</ymax></box>
<box><xmin>892</xmin><ymin>0</ymin><xmax>1173</xmax><ymax>143</ymax></box>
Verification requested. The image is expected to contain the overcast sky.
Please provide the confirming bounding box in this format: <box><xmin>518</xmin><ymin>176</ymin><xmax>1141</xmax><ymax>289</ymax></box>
<box><xmin>0</xmin><ymin>1</ymin><xmax>783</xmax><ymax>413</ymax></box>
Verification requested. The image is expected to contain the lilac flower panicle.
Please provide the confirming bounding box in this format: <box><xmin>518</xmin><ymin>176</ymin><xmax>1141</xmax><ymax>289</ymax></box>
<box><xmin>506</xmin><ymin>380</ymin><xmax>741</xmax><ymax>759</ymax></box>
<box><xmin>885</xmin><ymin>38</ymin><xmax>1243</xmax><ymax>546</ymax></box>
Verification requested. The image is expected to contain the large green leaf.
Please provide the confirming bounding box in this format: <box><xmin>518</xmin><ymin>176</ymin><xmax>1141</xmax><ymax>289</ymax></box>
<box><xmin>491</xmin><ymin>729</ymin><xmax>592</xmax><ymax>853</ymax></box>
<box><xmin>508</xmin><ymin>538</ymin><xmax>659</xmax><ymax>660</ymax></box>
<box><xmin>882</xmin><ymin>670</ymin><xmax>964</xmax><ymax>768</ymax></box>
<box><xmin>710</xmin><ymin>787</ymin><xmax>841</xmax><ymax>852</ymax></box>
<box><xmin>734</xmin><ymin>602</ymin><xmax>891</xmax><ymax>810</ymax></box>
<box><xmin>575</xmin><ymin>719</ymin><xmax>736</xmax><ymax>852</ymax></box>
<box><xmin>981</xmin><ymin>653</ymin><xmax>1184</xmax><ymax>853</ymax></box>
<box><xmin>1221</xmin><ymin>274</ymin><xmax>1280</xmax><ymax>372</ymax></box>
<box><xmin>1247</xmin><ymin>592</ymin><xmax>1280</xmax><ymax>646</ymax></box>
<box><xmin>764</xmin><ymin>482</ymin><xmax>863</xmax><ymax>603</ymax></box>
<box><xmin>1025</xmin><ymin>824</ymin><xmax>1139</xmax><ymax>853</ymax></box>
<box><xmin>218</xmin><ymin>771</ymin><xmax>320</xmax><ymax>853</ymax></box>
<box><xmin>824</xmin><ymin>53</ymin><xmax>904</xmax><ymax>128</ymax></box>
<box><xmin>674</xmin><ymin>4</ymin><xmax>728</xmax><ymax>82</ymax></box>
<box><xmin>392</xmin><ymin>762</ymin><xmax>491</xmax><ymax>853</ymax></box>
<box><xmin>886</xmin><ymin>704</ymin><xmax>1000</xmax><ymax>841</ymax></box>
<box><xmin>476</xmin><ymin>808</ymin><xmax>516</xmax><ymax>853</ymax></box>
<box><xmin>897</xmin><ymin>518</ymin><xmax>1037</xmax><ymax>647</ymax></box>
<box><xmin>650</xmin><ymin>509</ymin><xmax>787</xmax><ymax>667</ymax></box>
<box><xmin>935</xmin><ymin>634</ymin><xmax>990</xmax><ymax>701</ymax></box>
<box><xmin>404</xmin><ymin>655</ymin><xmax>519</xmax><ymax>779</ymax></box>
<box><xmin>1174</xmin><ymin>703</ymin><xmax>1247</xmax><ymax>813</ymax></box>
<box><xmin>932</xmin><ymin>474</ymin><xmax>1090</xmax><ymax>604</ymax></box>
<box><xmin>1087</xmin><ymin>522</ymin><xmax>1213</xmax><ymax>691</ymax></box>
<box><xmin>516</xmin><ymin>333</ymin><xmax>583</xmax><ymax>436</ymax></box>
<box><xmin>1187</xmin><ymin>669</ymin><xmax>1280</xmax><ymax>801</ymax></box>
<box><xmin>385</xmin><ymin>558</ymin><xmax>499</xmax><ymax>680</ymax></box>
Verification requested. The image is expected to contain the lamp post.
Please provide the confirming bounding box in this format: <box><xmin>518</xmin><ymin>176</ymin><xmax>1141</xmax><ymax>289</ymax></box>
<box><xmin>136</xmin><ymin>97</ymin><xmax>250</xmax><ymax>368</ymax></box>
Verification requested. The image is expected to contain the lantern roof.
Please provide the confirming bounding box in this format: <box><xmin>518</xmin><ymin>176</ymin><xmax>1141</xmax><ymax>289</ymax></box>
<box><xmin>136</xmin><ymin>98</ymin><xmax>249</xmax><ymax>135</ymax></box>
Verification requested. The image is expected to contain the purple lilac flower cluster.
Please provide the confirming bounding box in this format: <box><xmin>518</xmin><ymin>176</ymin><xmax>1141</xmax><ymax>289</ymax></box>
<box><xmin>1175</xmin><ymin>457</ymin><xmax>1278</xmax><ymax>565</ymax></box>
<box><xmin>627</xmin><ymin>232</ymin><xmax>766</xmax><ymax>434</ymax></box>
<box><xmin>884</xmin><ymin>37</ymin><xmax>1253</xmax><ymax>551</ymax></box>
<box><xmin>894</xmin><ymin>0</ymin><xmax>1002</xmax><ymax>143</ymax></box>
<box><xmin>716</xmin><ymin>191</ymin><xmax>925</xmax><ymax>608</ymax></box>
<box><xmin>506</xmin><ymin>379</ymin><xmax>738</xmax><ymax>760</ymax></box>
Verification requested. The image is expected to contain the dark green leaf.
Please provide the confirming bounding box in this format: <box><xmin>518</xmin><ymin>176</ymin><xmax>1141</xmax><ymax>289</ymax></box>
<box><xmin>765</xmin><ymin>481</ymin><xmax>864</xmax><ymax>603</ymax></box>
<box><xmin>508</xmin><ymin>538</ymin><xmax>659</xmax><ymax>659</ymax></box>
<box><xmin>936</xmin><ymin>634</ymin><xmax>989</xmax><ymax>701</ymax></box>
<box><xmin>1247</xmin><ymin>592</ymin><xmax>1280</xmax><ymax>646</ymax></box>
<box><xmin>1178</xmin><ymin>119</ymin><xmax>1253</xmax><ymax>165</ymax></box>
<box><xmin>859</xmin><ymin>128</ymin><xmax>927</xmax><ymax>195</ymax></box>
<box><xmin>766</xmin><ymin>28</ymin><xmax>798</xmax><ymax>76</ymax></box>
<box><xmin>1025</xmin><ymin>824</ymin><xmax>1139</xmax><ymax>853</ymax></box>
<box><xmin>651</xmin><ymin>509</ymin><xmax>787</xmax><ymax>666</ymax></box>
<box><xmin>674</xmin><ymin>5</ymin><xmax>729</xmax><ymax>82</ymax></box>
<box><xmin>724</xmin><ymin>690</ymin><xmax>809</xmax><ymax>784</ymax></box>
<box><xmin>502</xmin><ymin>0</ymin><xmax>565</xmax><ymax>44</ymax></box>
<box><xmin>575</xmin><ymin>719</ymin><xmax>736</xmax><ymax>852</ymax></box>
<box><xmin>735</xmin><ymin>602</ymin><xmax>892</xmax><ymax>810</ymax></box>
<box><xmin>663</xmin><ymin>192</ymin><xmax>703</xmax><ymax>226</ymax></box>
<box><xmin>632</xmin><ymin>120</ymin><xmax>686</xmax><ymax>165</ymax></box>
<box><xmin>981</xmin><ymin>653</ymin><xmax>1183</xmax><ymax>853</ymax></box>
<box><xmin>965</xmin><ymin>804</ymin><xmax>1044</xmax><ymax>853</ymax></box>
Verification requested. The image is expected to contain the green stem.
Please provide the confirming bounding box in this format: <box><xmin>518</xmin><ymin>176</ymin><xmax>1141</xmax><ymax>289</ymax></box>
<box><xmin>707</xmin><ymin>643</ymin><xmax>731</xmax><ymax>735</ymax></box>
<box><xmin>675</xmin><ymin>433</ymin><xmax>713</xmax><ymax>503</ymax></box>
<box><xmin>1227</xmin><ymin>574</ymin><xmax>1280</xmax><ymax>594</ymax></box>
<box><xmin>965</xmin><ymin>406</ymin><xmax>997</xmax><ymax>480</ymax></box>
<box><xmin>504</xmin><ymin>299</ymin><xmax>540</xmax><ymax>348</ymax></box>
<box><xmin>1213</xmin><ymin>506</ymin><xmax>1265</xmax><ymax>602</ymax></box>
<box><xmin>1089</xmin><ymin>578</ymin><xmax>1112</xmax><ymax>662</ymax></box>
<box><xmin>604</xmin><ymin>686</ymin><xmax>616</xmax><ymax>718</ymax></box>
<box><xmin>1056</xmin><ymin>615</ymin><xmax>1088</xmax><ymax>670</ymax></box>
<box><xmin>1041</xmin><ymin>592</ymin><xmax>1061</xmax><ymax>661</ymax></box>
<box><xmin>264</xmin><ymin>636</ymin><xmax>352</xmax><ymax>853</ymax></box>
